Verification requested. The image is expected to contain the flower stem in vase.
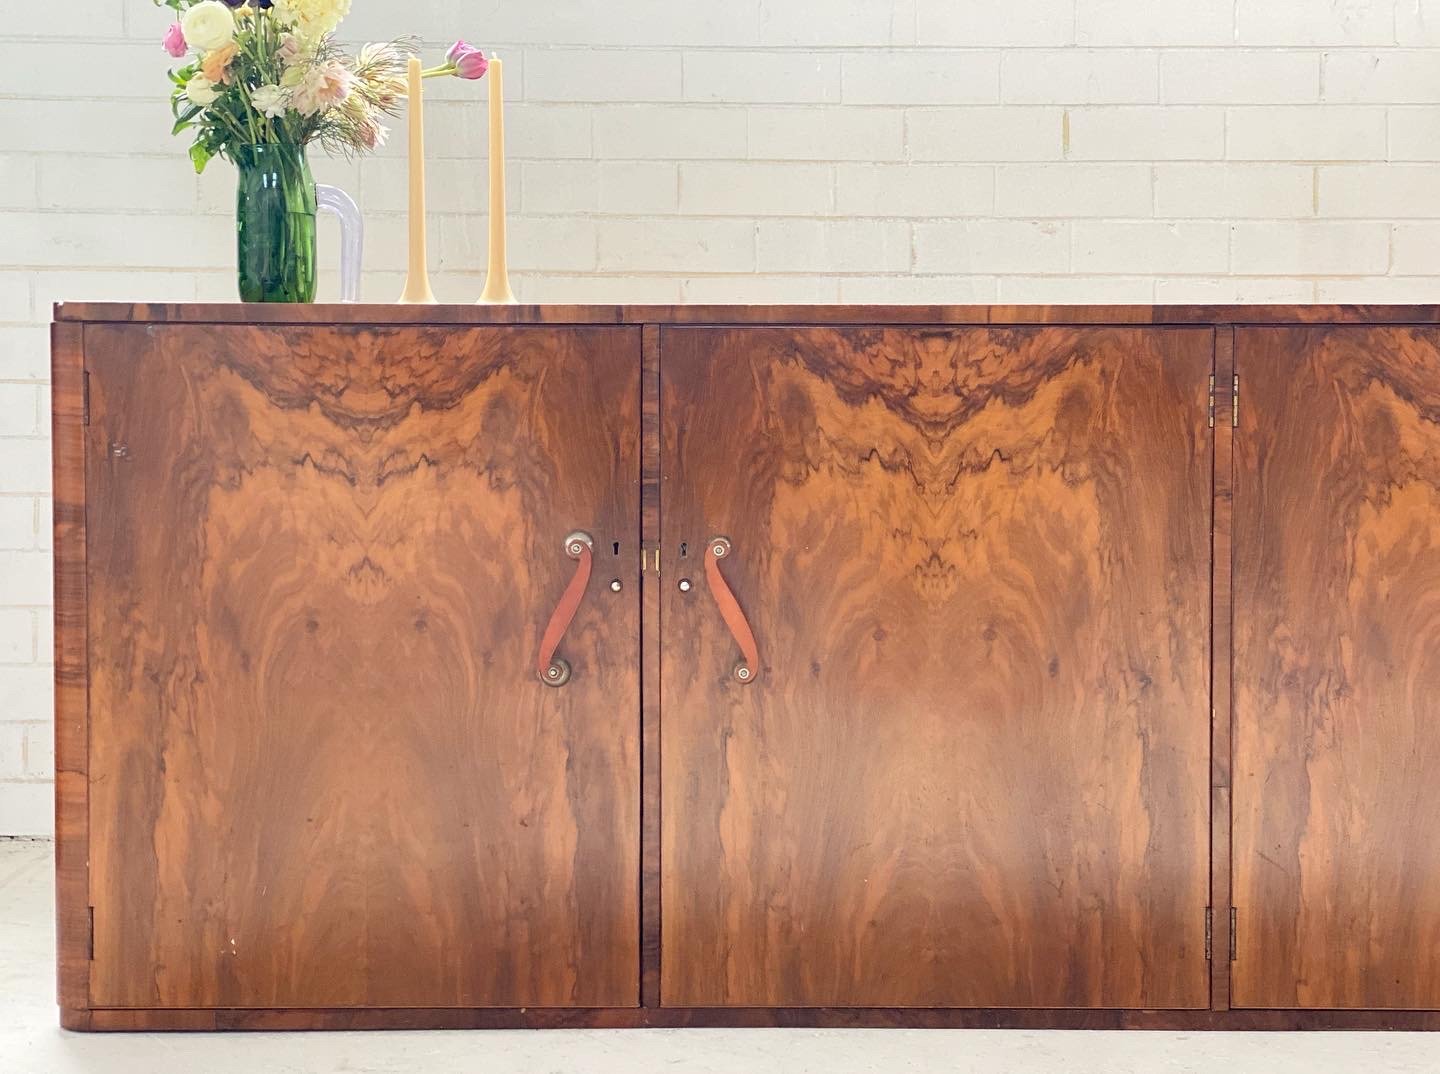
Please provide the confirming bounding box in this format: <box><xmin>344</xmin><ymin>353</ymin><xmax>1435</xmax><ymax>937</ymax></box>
<box><xmin>235</xmin><ymin>142</ymin><xmax>317</xmax><ymax>303</ymax></box>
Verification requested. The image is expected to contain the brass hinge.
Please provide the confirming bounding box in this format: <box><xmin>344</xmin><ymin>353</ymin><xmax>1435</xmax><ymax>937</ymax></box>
<box><xmin>1231</xmin><ymin>373</ymin><xmax>1239</xmax><ymax>429</ymax></box>
<box><xmin>81</xmin><ymin>370</ymin><xmax>90</xmax><ymax>426</ymax></box>
<box><xmin>1229</xmin><ymin>906</ymin><xmax>1237</xmax><ymax>961</ymax></box>
<box><xmin>88</xmin><ymin>906</ymin><xmax>95</xmax><ymax>960</ymax></box>
<box><xmin>1207</xmin><ymin>374</ymin><xmax>1216</xmax><ymax>429</ymax></box>
<box><xmin>1204</xmin><ymin>906</ymin><xmax>1213</xmax><ymax>960</ymax></box>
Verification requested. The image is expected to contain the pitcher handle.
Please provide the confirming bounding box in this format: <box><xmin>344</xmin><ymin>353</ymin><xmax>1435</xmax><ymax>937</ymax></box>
<box><xmin>316</xmin><ymin>184</ymin><xmax>363</xmax><ymax>303</ymax></box>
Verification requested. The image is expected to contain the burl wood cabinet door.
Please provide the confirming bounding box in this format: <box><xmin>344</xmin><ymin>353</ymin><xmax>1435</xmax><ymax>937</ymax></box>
<box><xmin>660</xmin><ymin>326</ymin><xmax>1213</xmax><ymax>1008</ymax></box>
<box><xmin>85</xmin><ymin>324</ymin><xmax>641</xmax><ymax>1009</ymax></box>
<box><xmin>1233</xmin><ymin>327</ymin><xmax>1440</xmax><ymax>1009</ymax></box>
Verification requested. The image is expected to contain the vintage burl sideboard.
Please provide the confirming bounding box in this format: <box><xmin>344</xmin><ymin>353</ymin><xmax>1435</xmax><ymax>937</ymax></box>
<box><xmin>50</xmin><ymin>302</ymin><xmax>1440</xmax><ymax>1031</ymax></box>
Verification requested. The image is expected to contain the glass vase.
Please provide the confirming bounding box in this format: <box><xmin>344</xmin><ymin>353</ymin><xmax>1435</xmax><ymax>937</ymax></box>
<box><xmin>234</xmin><ymin>143</ymin><xmax>317</xmax><ymax>303</ymax></box>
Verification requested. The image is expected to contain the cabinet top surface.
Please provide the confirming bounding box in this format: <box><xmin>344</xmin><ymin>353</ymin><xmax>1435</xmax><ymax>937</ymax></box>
<box><xmin>51</xmin><ymin>302</ymin><xmax>1440</xmax><ymax>326</ymax></box>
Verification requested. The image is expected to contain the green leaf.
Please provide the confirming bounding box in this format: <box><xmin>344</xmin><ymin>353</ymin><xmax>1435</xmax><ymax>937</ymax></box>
<box><xmin>189</xmin><ymin>141</ymin><xmax>213</xmax><ymax>174</ymax></box>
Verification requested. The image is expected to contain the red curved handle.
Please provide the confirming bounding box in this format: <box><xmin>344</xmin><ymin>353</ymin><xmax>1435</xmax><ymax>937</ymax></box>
<box><xmin>537</xmin><ymin>532</ymin><xmax>593</xmax><ymax>686</ymax></box>
<box><xmin>704</xmin><ymin>536</ymin><xmax>759</xmax><ymax>684</ymax></box>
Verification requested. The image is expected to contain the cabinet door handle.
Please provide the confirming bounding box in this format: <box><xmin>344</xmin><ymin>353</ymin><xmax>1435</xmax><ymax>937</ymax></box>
<box><xmin>537</xmin><ymin>531</ymin><xmax>593</xmax><ymax>687</ymax></box>
<box><xmin>704</xmin><ymin>536</ymin><xmax>759</xmax><ymax>684</ymax></box>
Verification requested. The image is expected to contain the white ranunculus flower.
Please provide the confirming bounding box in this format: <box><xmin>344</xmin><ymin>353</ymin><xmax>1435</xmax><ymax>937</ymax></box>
<box><xmin>180</xmin><ymin>1</ymin><xmax>236</xmax><ymax>51</ymax></box>
<box><xmin>185</xmin><ymin>74</ymin><xmax>220</xmax><ymax>106</ymax></box>
<box><xmin>250</xmin><ymin>84</ymin><xmax>290</xmax><ymax>119</ymax></box>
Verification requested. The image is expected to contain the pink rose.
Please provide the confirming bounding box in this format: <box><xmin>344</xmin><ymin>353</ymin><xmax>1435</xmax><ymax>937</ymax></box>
<box><xmin>162</xmin><ymin>22</ymin><xmax>187</xmax><ymax>58</ymax></box>
<box><xmin>445</xmin><ymin>40</ymin><xmax>488</xmax><ymax>80</ymax></box>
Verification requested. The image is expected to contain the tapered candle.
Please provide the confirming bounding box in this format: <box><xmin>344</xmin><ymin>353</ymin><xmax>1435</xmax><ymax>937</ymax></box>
<box><xmin>478</xmin><ymin>54</ymin><xmax>516</xmax><ymax>304</ymax></box>
<box><xmin>398</xmin><ymin>56</ymin><xmax>436</xmax><ymax>304</ymax></box>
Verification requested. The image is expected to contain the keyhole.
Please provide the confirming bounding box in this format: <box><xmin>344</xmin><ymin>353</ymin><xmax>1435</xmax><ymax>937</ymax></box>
<box><xmin>679</xmin><ymin>542</ymin><xmax>688</xmax><ymax>558</ymax></box>
<box><xmin>613</xmin><ymin>541</ymin><xmax>620</xmax><ymax>556</ymax></box>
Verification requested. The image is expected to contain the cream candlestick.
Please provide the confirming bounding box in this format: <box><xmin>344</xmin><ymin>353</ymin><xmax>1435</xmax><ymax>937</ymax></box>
<box><xmin>478</xmin><ymin>54</ymin><xmax>516</xmax><ymax>304</ymax></box>
<box><xmin>397</xmin><ymin>57</ymin><xmax>437</xmax><ymax>304</ymax></box>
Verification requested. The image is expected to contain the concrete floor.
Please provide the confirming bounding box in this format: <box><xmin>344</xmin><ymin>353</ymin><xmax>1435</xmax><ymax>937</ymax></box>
<box><xmin>2</xmin><ymin>840</ymin><xmax>1437</xmax><ymax>1073</ymax></box>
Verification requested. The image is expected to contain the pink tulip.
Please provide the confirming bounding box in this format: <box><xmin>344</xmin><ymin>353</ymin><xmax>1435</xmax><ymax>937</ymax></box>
<box><xmin>445</xmin><ymin>40</ymin><xmax>488</xmax><ymax>80</ymax></box>
<box><xmin>162</xmin><ymin>22</ymin><xmax>187</xmax><ymax>58</ymax></box>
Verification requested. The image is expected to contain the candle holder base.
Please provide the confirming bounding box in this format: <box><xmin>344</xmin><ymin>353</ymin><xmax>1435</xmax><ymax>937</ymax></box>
<box><xmin>397</xmin><ymin>279</ymin><xmax>438</xmax><ymax>304</ymax></box>
<box><xmin>477</xmin><ymin>276</ymin><xmax>516</xmax><ymax>304</ymax></box>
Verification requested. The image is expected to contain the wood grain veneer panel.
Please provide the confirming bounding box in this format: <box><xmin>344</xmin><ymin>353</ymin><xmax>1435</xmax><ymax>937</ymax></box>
<box><xmin>51</xmin><ymin>322</ymin><xmax>90</xmax><ymax>1019</ymax></box>
<box><xmin>660</xmin><ymin>325</ymin><xmax>1213</xmax><ymax>1008</ymax></box>
<box><xmin>1233</xmin><ymin>326</ymin><xmax>1440</xmax><ymax>1009</ymax></box>
<box><xmin>84</xmin><ymin>324</ymin><xmax>641</xmax><ymax>1009</ymax></box>
<box><xmin>1210</xmin><ymin>327</ymin><xmax>1235</xmax><ymax>1010</ymax></box>
<box><xmin>640</xmin><ymin>322</ymin><xmax>662</xmax><ymax>1007</ymax></box>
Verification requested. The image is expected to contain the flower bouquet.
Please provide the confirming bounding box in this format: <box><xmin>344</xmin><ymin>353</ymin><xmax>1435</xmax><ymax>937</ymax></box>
<box><xmin>156</xmin><ymin>0</ymin><xmax>486</xmax><ymax>301</ymax></box>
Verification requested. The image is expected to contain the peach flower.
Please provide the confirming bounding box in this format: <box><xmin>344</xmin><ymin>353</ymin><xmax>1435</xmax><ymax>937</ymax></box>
<box><xmin>201</xmin><ymin>42</ymin><xmax>239</xmax><ymax>85</ymax></box>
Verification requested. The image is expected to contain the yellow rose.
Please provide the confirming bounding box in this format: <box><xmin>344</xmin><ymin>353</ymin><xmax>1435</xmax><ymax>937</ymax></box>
<box><xmin>272</xmin><ymin>0</ymin><xmax>351</xmax><ymax>38</ymax></box>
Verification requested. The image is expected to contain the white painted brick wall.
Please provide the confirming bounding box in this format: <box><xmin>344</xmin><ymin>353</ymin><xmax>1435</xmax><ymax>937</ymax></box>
<box><xmin>3</xmin><ymin>0</ymin><xmax>1440</xmax><ymax>834</ymax></box>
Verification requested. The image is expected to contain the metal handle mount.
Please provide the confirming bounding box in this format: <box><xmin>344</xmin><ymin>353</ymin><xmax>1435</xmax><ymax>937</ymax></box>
<box><xmin>537</xmin><ymin>531</ymin><xmax>593</xmax><ymax>687</ymax></box>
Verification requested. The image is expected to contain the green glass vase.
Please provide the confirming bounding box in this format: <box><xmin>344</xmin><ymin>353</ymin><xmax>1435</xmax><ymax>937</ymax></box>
<box><xmin>234</xmin><ymin>143</ymin><xmax>317</xmax><ymax>303</ymax></box>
